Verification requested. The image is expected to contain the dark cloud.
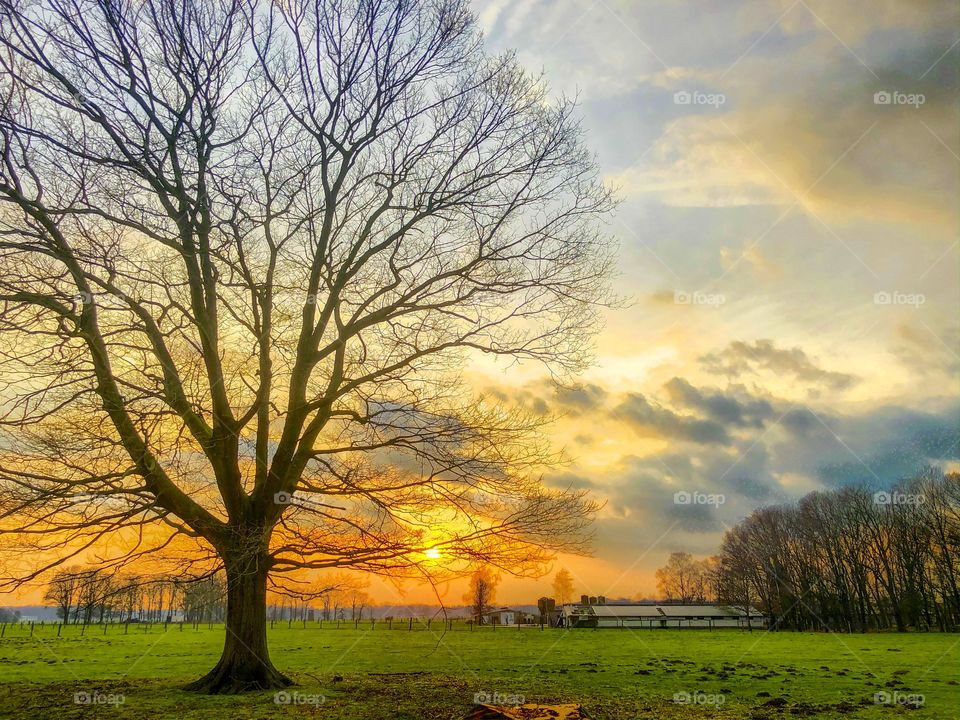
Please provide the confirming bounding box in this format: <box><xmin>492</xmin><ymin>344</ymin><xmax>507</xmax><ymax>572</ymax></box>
<box><xmin>893</xmin><ymin>323</ymin><xmax>960</xmax><ymax>378</ymax></box>
<box><xmin>543</xmin><ymin>471</ymin><xmax>597</xmax><ymax>491</ymax></box>
<box><xmin>700</xmin><ymin>339</ymin><xmax>859</xmax><ymax>391</ymax></box>
<box><xmin>667</xmin><ymin>501</ymin><xmax>721</xmax><ymax>533</ymax></box>
<box><xmin>484</xmin><ymin>380</ymin><xmax>608</xmax><ymax>419</ymax></box>
<box><xmin>553</xmin><ymin>383</ymin><xmax>608</xmax><ymax>414</ymax></box>
<box><xmin>770</xmin><ymin>403</ymin><xmax>960</xmax><ymax>490</ymax></box>
<box><xmin>612</xmin><ymin>393</ymin><xmax>731</xmax><ymax>445</ymax></box>
<box><xmin>779</xmin><ymin>407</ymin><xmax>820</xmax><ymax>437</ymax></box>
<box><xmin>663</xmin><ymin>377</ymin><xmax>774</xmax><ymax>428</ymax></box>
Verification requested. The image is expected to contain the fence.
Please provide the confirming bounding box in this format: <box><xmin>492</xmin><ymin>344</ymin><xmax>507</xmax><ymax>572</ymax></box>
<box><xmin>0</xmin><ymin>617</ymin><xmax>551</xmax><ymax>639</ymax></box>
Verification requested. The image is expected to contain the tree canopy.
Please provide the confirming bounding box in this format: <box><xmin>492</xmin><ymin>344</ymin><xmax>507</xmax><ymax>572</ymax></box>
<box><xmin>0</xmin><ymin>0</ymin><xmax>612</xmax><ymax>691</ymax></box>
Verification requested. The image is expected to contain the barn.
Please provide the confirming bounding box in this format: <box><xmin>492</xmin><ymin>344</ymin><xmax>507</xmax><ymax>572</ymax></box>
<box><xmin>560</xmin><ymin>600</ymin><xmax>767</xmax><ymax>629</ymax></box>
<box><xmin>480</xmin><ymin>607</ymin><xmax>539</xmax><ymax>625</ymax></box>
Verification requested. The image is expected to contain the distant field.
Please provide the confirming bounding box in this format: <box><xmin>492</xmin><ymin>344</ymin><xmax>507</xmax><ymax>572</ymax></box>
<box><xmin>0</xmin><ymin>623</ymin><xmax>957</xmax><ymax>719</ymax></box>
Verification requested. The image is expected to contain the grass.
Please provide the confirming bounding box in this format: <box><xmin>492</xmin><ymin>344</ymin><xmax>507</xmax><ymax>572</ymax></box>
<box><xmin>0</xmin><ymin>622</ymin><xmax>957</xmax><ymax>718</ymax></box>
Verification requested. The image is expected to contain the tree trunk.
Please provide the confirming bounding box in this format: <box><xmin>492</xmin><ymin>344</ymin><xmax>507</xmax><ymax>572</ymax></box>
<box><xmin>185</xmin><ymin>553</ymin><xmax>291</xmax><ymax>693</ymax></box>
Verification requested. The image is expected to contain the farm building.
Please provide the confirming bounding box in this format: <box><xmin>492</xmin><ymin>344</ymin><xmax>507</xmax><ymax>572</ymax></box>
<box><xmin>559</xmin><ymin>599</ymin><xmax>767</xmax><ymax>629</ymax></box>
<box><xmin>480</xmin><ymin>607</ymin><xmax>539</xmax><ymax>625</ymax></box>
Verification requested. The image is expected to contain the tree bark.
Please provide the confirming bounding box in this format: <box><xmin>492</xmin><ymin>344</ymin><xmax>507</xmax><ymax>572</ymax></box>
<box><xmin>184</xmin><ymin>553</ymin><xmax>291</xmax><ymax>693</ymax></box>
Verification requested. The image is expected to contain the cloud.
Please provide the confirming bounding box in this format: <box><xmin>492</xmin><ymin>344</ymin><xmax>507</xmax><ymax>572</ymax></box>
<box><xmin>607</xmin><ymin>2</ymin><xmax>959</xmax><ymax>234</ymax></box>
<box><xmin>543</xmin><ymin>471</ymin><xmax>597</xmax><ymax>491</ymax></box>
<box><xmin>663</xmin><ymin>377</ymin><xmax>774</xmax><ymax>428</ymax></box>
<box><xmin>893</xmin><ymin>323</ymin><xmax>960</xmax><ymax>378</ymax></box>
<box><xmin>767</xmin><ymin>401</ymin><xmax>960</xmax><ymax>488</ymax></box>
<box><xmin>612</xmin><ymin>393</ymin><xmax>731</xmax><ymax>445</ymax></box>
<box><xmin>700</xmin><ymin>339</ymin><xmax>859</xmax><ymax>391</ymax></box>
<box><xmin>553</xmin><ymin>383</ymin><xmax>609</xmax><ymax>414</ymax></box>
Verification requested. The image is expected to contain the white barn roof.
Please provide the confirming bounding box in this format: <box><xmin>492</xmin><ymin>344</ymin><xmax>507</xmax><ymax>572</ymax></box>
<box><xmin>657</xmin><ymin>605</ymin><xmax>747</xmax><ymax>617</ymax></box>
<box><xmin>562</xmin><ymin>603</ymin><xmax>762</xmax><ymax>618</ymax></box>
<box><xmin>589</xmin><ymin>605</ymin><xmax>662</xmax><ymax>618</ymax></box>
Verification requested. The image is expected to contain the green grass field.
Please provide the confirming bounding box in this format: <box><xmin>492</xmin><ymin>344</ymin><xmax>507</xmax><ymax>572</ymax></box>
<box><xmin>0</xmin><ymin>622</ymin><xmax>957</xmax><ymax>719</ymax></box>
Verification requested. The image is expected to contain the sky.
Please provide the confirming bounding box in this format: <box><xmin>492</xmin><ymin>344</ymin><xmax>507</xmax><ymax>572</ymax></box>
<box><xmin>403</xmin><ymin>0</ymin><xmax>960</xmax><ymax>607</ymax></box>
<box><xmin>4</xmin><ymin>0</ymin><xmax>958</xmax><ymax>611</ymax></box>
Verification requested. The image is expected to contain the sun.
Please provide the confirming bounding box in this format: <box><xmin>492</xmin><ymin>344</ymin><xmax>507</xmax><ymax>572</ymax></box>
<box><xmin>424</xmin><ymin>547</ymin><xmax>442</xmax><ymax>561</ymax></box>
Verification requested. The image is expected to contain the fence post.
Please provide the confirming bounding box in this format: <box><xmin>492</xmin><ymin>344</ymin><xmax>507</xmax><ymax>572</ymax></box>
<box><xmin>57</xmin><ymin>623</ymin><xmax>62</xmax><ymax>637</ymax></box>
<box><xmin>408</xmin><ymin>617</ymin><xmax>412</xmax><ymax>631</ymax></box>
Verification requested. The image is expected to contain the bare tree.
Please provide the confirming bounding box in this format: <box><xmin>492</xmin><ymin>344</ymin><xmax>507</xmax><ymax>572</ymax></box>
<box><xmin>714</xmin><ymin>471</ymin><xmax>960</xmax><ymax>632</ymax></box>
<box><xmin>654</xmin><ymin>551</ymin><xmax>705</xmax><ymax>603</ymax></box>
<box><xmin>0</xmin><ymin>0</ymin><xmax>611</xmax><ymax>691</ymax></box>
<box><xmin>43</xmin><ymin>567</ymin><xmax>80</xmax><ymax>622</ymax></box>
<box><xmin>348</xmin><ymin>588</ymin><xmax>370</xmax><ymax>621</ymax></box>
<box><xmin>464</xmin><ymin>567</ymin><xmax>498</xmax><ymax>623</ymax></box>
<box><xmin>181</xmin><ymin>574</ymin><xmax>227</xmax><ymax>625</ymax></box>
<box><xmin>551</xmin><ymin>567</ymin><xmax>575</xmax><ymax>606</ymax></box>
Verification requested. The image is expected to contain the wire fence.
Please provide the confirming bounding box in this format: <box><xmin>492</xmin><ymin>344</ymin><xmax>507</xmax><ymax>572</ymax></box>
<box><xmin>0</xmin><ymin>617</ymin><xmax>552</xmax><ymax>638</ymax></box>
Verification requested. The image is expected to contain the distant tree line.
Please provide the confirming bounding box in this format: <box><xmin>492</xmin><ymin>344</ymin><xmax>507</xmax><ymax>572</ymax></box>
<box><xmin>42</xmin><ymin>569</ymin><xmax>226</xmax><ymax>625</ymax></box>
<box><xmin>40</xmin><ymin>568</ymin><xmax>372</xmax><ymax>625</ymax></box>
<box><xmin>714</xmin><ymin>469</ymin><xmax>960</xmax><ymax>631</ymax></box>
